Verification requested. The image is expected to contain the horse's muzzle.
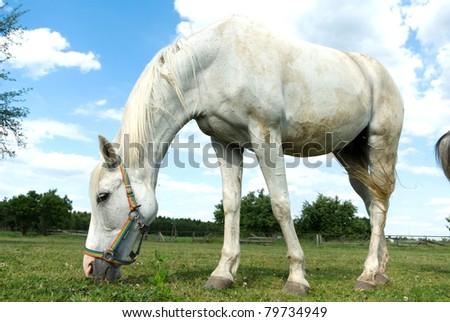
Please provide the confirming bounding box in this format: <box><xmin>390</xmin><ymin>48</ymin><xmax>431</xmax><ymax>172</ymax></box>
<box><xmin>83</xmin><ymin>255</ymin><xmax>122</xmax><ymax>281</ymax></box>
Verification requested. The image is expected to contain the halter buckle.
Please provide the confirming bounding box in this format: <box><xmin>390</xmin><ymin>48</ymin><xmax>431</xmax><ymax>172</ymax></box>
<box><xmin>103</xmin><ymin>251</ymin><xmax>114</xmax><ymax>261</ymax></box>
<box><xmin>125</xmin><ymin>184</ymin><xmax>133</xmax><ymax>195</ymax></box>
<box><xmin>129</xmin><ymin>205</ymin><xmax>148</xmax><ymax>232</ymax></box>
<box><xmin>128</xmin><ymin>205</ymin><xmax>142</xmax><ymax>218</ymax></box>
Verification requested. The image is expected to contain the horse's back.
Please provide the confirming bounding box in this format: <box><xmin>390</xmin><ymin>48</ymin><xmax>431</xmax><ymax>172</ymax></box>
<box><xmin>189</xmin><ymin>17</ymin><xmax>402</xmax><ymax>153</ymax></box>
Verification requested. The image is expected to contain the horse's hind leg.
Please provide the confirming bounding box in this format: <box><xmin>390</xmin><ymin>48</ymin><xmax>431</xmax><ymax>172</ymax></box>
<box><xmin>205</xmin><ymin>137</ymin><xmax>243</xmax><ymax>290</ymax></box>
<box><xmin>357</xmin><ymin>131</ymin><xmax>398</xmax><ymax>289</ymax></box>
<box><xmin>335</xmin><ymin>138</ymin><xmax>391</xmax><ymax>289</ymax></box>
<box><xmin>338</xmin><ymin>123</ymin><xmax>400</xmax><ymax>289</ymax></box>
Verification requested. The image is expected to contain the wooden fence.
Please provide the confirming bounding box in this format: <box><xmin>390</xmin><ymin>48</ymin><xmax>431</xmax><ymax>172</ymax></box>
<box><xmin>13</xmin><ymin>229</ymin><xmax>449</xmax><ymax>247</ymax></box>
<box><xmin>314</xmin><ymin>233</ymin><xmax>449</xmax><ymax>246</ymax></box>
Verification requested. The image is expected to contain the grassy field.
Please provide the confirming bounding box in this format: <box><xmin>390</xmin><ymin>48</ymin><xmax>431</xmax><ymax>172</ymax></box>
<box><xmin>0</xmin><ymin>232</ymin><xmax>448</xmax><ymax>302</ymax></box>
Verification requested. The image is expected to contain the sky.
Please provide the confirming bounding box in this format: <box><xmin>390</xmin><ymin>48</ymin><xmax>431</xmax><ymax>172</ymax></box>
<box><xmin>0</xmin><ymin>0</ymin><xmax>449</xmax><ymax>236</ymax></box>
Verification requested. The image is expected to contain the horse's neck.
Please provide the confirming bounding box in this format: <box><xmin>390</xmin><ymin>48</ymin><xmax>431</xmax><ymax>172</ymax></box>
<box><xmin>150</xmin><ymin>109</ymin><xmax>190</xmax><ymax>166</ymax></box>
<box><xmin>117</xmin><ymin>99</ymin><xmax>191</xmax><ymax>188</ymax></box>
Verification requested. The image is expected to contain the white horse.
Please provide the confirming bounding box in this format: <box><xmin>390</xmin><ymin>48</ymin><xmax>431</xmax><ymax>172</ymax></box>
<box><xmin>83</xmin><ymin>17</ymin><xmax>403</xmax><ymax>295</ymax></box>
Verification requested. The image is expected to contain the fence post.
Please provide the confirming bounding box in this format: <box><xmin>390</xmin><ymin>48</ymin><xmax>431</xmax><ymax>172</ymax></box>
<box><xmin>157</xmin><ymin>231</ymin><xmax>165</xmax><ymax>242</ymax></box>
<box><xmin>315</xmin><ymin>234</ymin><xmax>322</xmax><ymax>246</ymax></box>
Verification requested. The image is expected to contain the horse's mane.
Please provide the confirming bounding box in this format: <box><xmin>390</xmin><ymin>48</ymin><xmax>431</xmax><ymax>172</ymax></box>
<box><xmin>116</xmin><ymin>38</ymin><xmax>196</xmax><ymax>168</ymax></box>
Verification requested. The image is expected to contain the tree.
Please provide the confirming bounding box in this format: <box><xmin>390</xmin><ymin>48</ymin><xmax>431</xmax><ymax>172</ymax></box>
<box><xmin>4</xmin><ymin>190</ymin><xmax>40</xmax><ymax>234</ymax></box>
<box><xmin>0</xmin><ymin>196</ymin><xmax>14</xmax><ymax>229</ymax></box>
<box><xmin>37</xmin><ymin>189</ymin><xmax>72</xmax><ymax>235</ymax></box>
<box><xmin>214</xmin><ymin>189</ymin><xmax>279</xmax><ymax>234</ymax></box>
<box><xmin>0</xmin><ymin>3</ymin><xmax>30</xmax><ymax>158</ymax></box>
<box><xmin>70</xmin><ymin>211</ymin><xmax>91</xmax><ymax>231</ymax></box>
<box><xmin>1</xmin><ymin>189</ymin><xmax>73</xmax><ymax>234</ymax></box>
<box><xmin>446</xmin><ymin>215</ymin><xmax>450</xmax><ymax>232</ymax></box>
<box><xmin>295</xmin><ymin>194</ymin><xmax>370</xmax><ymax>236</ymax></box>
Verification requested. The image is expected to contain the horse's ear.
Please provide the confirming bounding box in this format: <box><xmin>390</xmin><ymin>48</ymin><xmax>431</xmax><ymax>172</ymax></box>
<box><xmin>98</xmin><ymin>135</ymin><xmax>120</xmax><ymax>167</ymax></box>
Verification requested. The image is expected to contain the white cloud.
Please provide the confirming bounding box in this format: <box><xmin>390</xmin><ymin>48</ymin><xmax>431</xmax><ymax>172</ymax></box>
<box><xmin>435</xmin><ymin>44</ymin><xmax>450</xmax><ymax>100</ymax></box>
<box><xmin>429</xmin><ymin>198</ymin><xmax>450</xmax><ymax>206</ymax></box>
<box><xmin>156</xmin><ymin>173</ymin><xmax>221</xmax><ymax>221</ymax></box>
<box><xmin>434</xmin><ymin>206</ymin><xmax>450</xmax><ymax>222</ymax></box>
<box><xmin>3</xmin><ymin>28</ymin><xmax>101</xmax><ymax>78</ymax></box>
<box><xmin>0</xmin><ymin>146</ymin><xmax>98</xmax><ymax>211</ymax></box>
<box><xmin>388</xmin><ymin>214</ymin><xmax>433</xmax><ymax>229</ymax></box>
<box><xmin>398</xmin><ymin>147</ymin><xmax>419</xmax><ymax>159</ymax></box>
<box><xmin>158</xmin><ymin>173</ymin><xmax>219</xmax><ymax>194</ymax></box>
<box><xmin>175</xmin><ymin>0</ymin><xmax>312</xmax><ymax>39</ymax></box>
<box><xmin>430</xmin><ymin>197</ymin><xmax>450</xmax><ymax>223</ymax></box>
<box><xmin>402</xmin><ymin>89</ymin><xmax>450</xmax><ymax>137</ymax></box>
<box><xmin>74</xmin><ymin>99</ymin><xmax>123</xmax><ymax>121</ymax></box>
<box><xmin>401</xmin><ymin>1</ymin><xmax>450</xmax><ymax>137</ymax></box>
<box><xmin>397</xmin><ymin>162</ymin><xmax>441</xmax><ymax>176</ymax></box>
<box><xmin>99</xmin><ymin>109</ymin><xmax>123</xmax><ymax>121</ymax></box>
<box><xmin>19</xmin><ymin>148</ymin><xmax>97</xmax><ymax>174</ymax></box>
<box><xmin>404</xmin><ymin>0</ymin><xmax>450</xmax><ymax>48</ymax></box>
<box><xmin>95</xmin><ymin>99</ymin><xmax>108</xmax><ymax>106</ymax></box>
<box><xmin>23</xmin><ymin>119</ymin><xmax>92</xmax><ymax>144</ymax></box>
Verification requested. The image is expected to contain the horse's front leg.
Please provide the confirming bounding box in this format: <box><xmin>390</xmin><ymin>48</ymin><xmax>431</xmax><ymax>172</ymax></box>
<box><xmin>252</xmin><ymin>126</ymin><xmax>310</xmax><ymax>295</ymax></box>
<box><xmin>205</xmin><ymin>138</ymin><xmax>243</xmax><ymax>290</ymax></box>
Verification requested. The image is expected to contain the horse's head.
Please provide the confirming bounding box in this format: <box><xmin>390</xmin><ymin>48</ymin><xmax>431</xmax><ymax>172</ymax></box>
<box><xmin>83</xmin><ymin>135</ymin><xmax>157</xmax><ymax>281</ymax></box>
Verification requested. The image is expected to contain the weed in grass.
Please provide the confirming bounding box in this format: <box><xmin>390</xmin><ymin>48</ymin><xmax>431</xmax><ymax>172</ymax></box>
<box><xmin>148</xmin><ymin>250</ymin><xmax>177</xmax><ymax>301</ymax></box>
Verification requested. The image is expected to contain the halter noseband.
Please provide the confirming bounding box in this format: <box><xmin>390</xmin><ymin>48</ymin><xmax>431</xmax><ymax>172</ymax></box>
<box><xmin>84</xmin><ymin>163</ymin><xmax>149</xmax><ymax>265</ymax></box>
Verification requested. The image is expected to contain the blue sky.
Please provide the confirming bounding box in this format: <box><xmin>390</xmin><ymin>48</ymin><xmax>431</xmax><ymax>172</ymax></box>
<box><xmin>0</xmin><ymin>0</ymin><xmax>449</xmax><ymax>236</ymax></box>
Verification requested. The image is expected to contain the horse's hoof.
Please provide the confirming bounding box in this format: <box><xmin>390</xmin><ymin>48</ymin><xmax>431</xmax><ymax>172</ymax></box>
<box><xmin>354</xmin><ymin>280</ymin><xmax>376</xmax><ymax>290</ymax></box>
<box><xmin>283</xmin><ymin>281</ymin><xmax>310</xmax><ymax>296</ymax></box>
<box><xmin>375</xmin><ymin>274</ymin><xmax>389</xmax><ymax>285</ymax></box>
<box><xmin>204</xmin><ymin>276</ymin><xmax>233</xmax><ymax>290</ymax></box>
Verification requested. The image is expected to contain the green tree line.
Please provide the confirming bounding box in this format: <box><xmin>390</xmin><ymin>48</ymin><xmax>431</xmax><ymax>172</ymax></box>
<box><xmin>214</xmin><ymin>189</ymin><xmax>370</xmax><ymax>237</ymax></box>
<box><xmin>149</xmin><ymin>216</ymin><xmax>219</xmax><ymax>237</ymax></box>
<box><xmin>0</xmin><ymin>189</ymin><xmax>90</xmax><ymax>234</ymax></box>
<box><xmin>1</xmin><ymin>188</ymin><xmax>373</xmax><ymax>237</ymax></box>
<box><xmin>0</xmin><ymin>189</ymin><xmax>220</xmax><ymax>236</ymax></box>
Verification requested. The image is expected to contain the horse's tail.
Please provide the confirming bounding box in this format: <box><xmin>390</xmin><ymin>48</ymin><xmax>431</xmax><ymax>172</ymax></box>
<box><xmin>347</xmin><ymin>160</ymin><xmax>396</xmax><ymax>211</ymax></box>
<box><xmin>435</xmin><ymin>130</ymin><xmax>450</xmax><ymax>181</ymax></box>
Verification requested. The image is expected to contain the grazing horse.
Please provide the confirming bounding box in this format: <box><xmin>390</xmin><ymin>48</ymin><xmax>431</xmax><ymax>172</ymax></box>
<box><xmin>435</xmin><ymin>130</ymin><xmax>450</xmax><ymax>180</ymax></box>
<box><xmin>83</xmin><ymin>17</ymin><xmax>404</xmax><ymax>295</ymax></box>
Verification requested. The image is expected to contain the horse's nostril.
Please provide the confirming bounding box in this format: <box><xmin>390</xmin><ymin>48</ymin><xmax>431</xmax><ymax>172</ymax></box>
<box><xmin>83</xmin><ymin>255</ymin><xmax>95</xmax><ymax>277</ymax></box>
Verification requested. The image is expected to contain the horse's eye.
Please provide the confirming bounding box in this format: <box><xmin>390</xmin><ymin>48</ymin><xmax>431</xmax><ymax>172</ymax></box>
<box><xmin>97</xmin><ymin>192</ymin><xmax>110</xmax><ymax>204</ymax></box>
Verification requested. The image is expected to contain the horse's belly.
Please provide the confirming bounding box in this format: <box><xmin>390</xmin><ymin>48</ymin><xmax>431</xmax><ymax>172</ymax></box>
<box><xmin>282</xmin><ymin>129</ymin><xmax>353</xmax><ymax>157</ymax></box>
<box><xmin>281</xmin><ymin>109</ymin><xmax>369</xmax><ymax>157</ymax></box>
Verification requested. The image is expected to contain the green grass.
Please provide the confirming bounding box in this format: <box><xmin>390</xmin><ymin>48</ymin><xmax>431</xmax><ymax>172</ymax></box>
<box><xmin>0</xmin><ymin>232</ymin><xmax>449</xmax><ymax>301</ymax></box>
